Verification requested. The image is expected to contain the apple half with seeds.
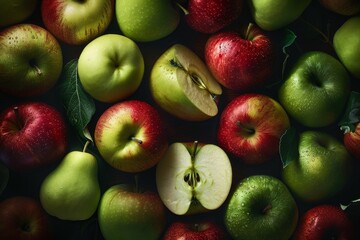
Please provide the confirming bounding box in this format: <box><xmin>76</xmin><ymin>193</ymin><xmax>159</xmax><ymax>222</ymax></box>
<box><xmin>156</xmin><ymin>141</ymin><xmax>232</xmax><ymax>215</ymax></box>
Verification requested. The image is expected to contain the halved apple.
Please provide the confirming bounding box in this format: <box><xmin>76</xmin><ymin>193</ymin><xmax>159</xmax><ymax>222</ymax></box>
<box><xmin>150</xmin><ymin>44</ymin><xmax>222</xmax><ymax>121</ymax></box>
<box><xmin>156</xmin><ymin>141</ymin><xmax>232</xmax><ymax>215</ymax></box>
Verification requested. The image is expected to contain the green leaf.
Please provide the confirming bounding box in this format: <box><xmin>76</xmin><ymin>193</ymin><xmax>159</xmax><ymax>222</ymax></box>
<box><xmin>279</xmin><ymin>127</ymin><xmax>299</xmax><ymax>168</ymax></box>
<box><xmin>338</xmin><ymin>91</ymin><xmax>360</xmax><ymax>133</ymax></box>
<box><xmin>58</xmin><ymin>59</ymin><xmax>95</xmax><ymax>143</ymax></box>
<box><xmin>281</xmin><ymin>29</ymin><xmax>297</xmax><ymax>80</ymax></box>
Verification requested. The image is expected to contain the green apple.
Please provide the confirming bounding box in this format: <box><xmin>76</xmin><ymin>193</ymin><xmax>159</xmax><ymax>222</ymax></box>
<box><xmin>225</xmin><ymin>175</ymin><xmax>298</xmax><ymax>240</ymax></box>
<box><xmin>282</xmin><ymin>130</ymin><xmax>353</xmax><ymax>202</ymax></box>
<box><xmin>78</xmin><ymin>34</ymin><xmax>144</xmax><ymax>103</ymax></box>
<box><xmin>150</xmin><ymin>44</ymin><xmax>222</xmax><ymax>121</ymax></box>
<box><xmin>116</xmin><ymin>0</ymin><xmax>180</xmax><ymax>42</ymax></box>
<box><xmin>278</xmin><ymin>51</ymin><xmax>351</xmax><ymax>128</ymax></box>
<box><xmin>333</xmin><ymin>16</ymin><xmax>360</xmax><ymax>79</ymax></box>
<box><xmin>247</xmin><ymin>0</ymin><xmax>311</xmax><ymax>31</ymax></box>
<box><xmin>156</xmin><ymin>141</ymin><xmax>232</xmax><ymax>215</ymax></box>
<box><xmin>0</xmin><ymin>0</ymin><xmax>37</xmax><ymax>27</ymax></box>
<box><xmin>98</xmin><ymin>184</ymin><xmax>167</xmax><ymax>240</ymax></box>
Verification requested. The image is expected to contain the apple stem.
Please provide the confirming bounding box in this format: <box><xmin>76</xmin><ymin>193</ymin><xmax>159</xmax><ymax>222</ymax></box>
<box><xmin>236</xmin><ymin>121</ymin><xmax>255</xmax><ymax>135</ymax></box>
<box><xmin>192</xmin><ymin>140</ymin><xmax>199</xmax><ymax>159</ymax></box>
<box><xmin>175</xmin><ymin>2</ymin><xmax>189</xmax><ymax>15</ymax></box>
<box><xmin>13</xmin><ymin>106</ymin><xmax>23</xmax><ymax>129</ymax></box>
<box><xmin>262</xmin><ymin>204</ymin><xmax>272</xmax><ymax>214</ymax></box>
<box><xmin>131</xmin><ymin>137</ymin><xmax>143</xmax><ymax>144</ymax></box>
<box><xmin>29</xmin><ymin>60</ymin><xmax>43</xmax><ymax>76</ymax></box>
<box><xmin>83</xmin><ymin>140</ymin><xmax>91</xmax><ymax>153</ymax></box>
<box><xmin>299</xmin><ymin>18</ymin><xmax>331</xmax><ymax>44</ymax></box>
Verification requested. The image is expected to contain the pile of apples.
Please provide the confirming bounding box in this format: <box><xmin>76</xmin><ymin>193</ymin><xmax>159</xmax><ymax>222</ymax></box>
<box><xmin>0</xmin><ymin>0</ymin><xmax>360</xmax><ymax>239</ymax></box>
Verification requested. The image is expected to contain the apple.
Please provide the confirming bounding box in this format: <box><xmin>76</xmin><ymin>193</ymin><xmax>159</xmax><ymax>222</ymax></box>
<box><xmin>282</xmin><ymin>130</ymin><xmax>353</xmax><ymax>202</ymax></box>
<box><xmin>0</xmin><ymin>102</ymin><xmax>68</xmax><ymax>172</ymax></box>
<box><xmin>94</xmin><ymin>100</ymin><xmax>168</xmax><ymax>173</ymax></box>
<box><xmin>205</xmin><ymin>23</ymin><xmax>277</xmax><ymax>92</ymax></box>
<box><xmin>150</xmin><ymin>44</ymin><xmax>222</xmax><ymax>121</ymax></box>
<box><xmin>156</xmin><ymin>141</ymin><xmax>232</xmax><ymax>215</ymax></box>
<box><xmin>333</xmin><ymin>16</ymin><xmax>360</xmax><ymax>79</ymax></box>
<box><xmin>225</xmin><ymin>175</ymin><xmax>298</xmax><ymax>240</ymax></box>
<box><xmin>185</xmin><ymin>0</ymin><xmax>243</xmax><ymax>34</ymax></box>
<box><xmin>294</xmin><ymin>204</ymin><xmax>355</xmax><ymax>240</ymax></box>
<box><xmin>0</xmin><ymin>0</ymin><xmax>38</xmax><ymax>27</ymax></box>
<box><xmin>217</xmin><ymin>93</ymin><xmax>290</xmax><ymax>164</ymax></box>
<box><xmin>0</xmin><ymin>24</ymin><xmax>63</xmax><ymax>98</ymax></box>
<box><xmin>98</xmin><ymin>184</ymin><xmax>166</xmax><ymax>240</ymax></box>
<box><xmin>343</xmin><ymin>122</ymin><xmax>360</xmax><ymax>159</ymax></box>
<box><xmin>318</xmin><ymin>0</ymin><xmax>360</xmax><ymax>15</ymax></box>
<box><xmin>163</xmin><ymin>220</ymin><xmax>227</xmax><ymax>240</ymax></box>
<box><xmin>41</xmin><ymin>0</ymin><xmax>114</xmax><ymax>45</ymax></box>
<box><xmin>0</xmin><ymin>196</ymin><xmax>53</xmax><ymax>240</ymax></box>
<box><xmin>78</xmin><ymin>34</ymin><xmax>145</xmax><ymax>103</ymax></box>
<box><xmin>278</xmin><ymin>51</ymin><xmax>351</xmax><ymax>128</ymax></box>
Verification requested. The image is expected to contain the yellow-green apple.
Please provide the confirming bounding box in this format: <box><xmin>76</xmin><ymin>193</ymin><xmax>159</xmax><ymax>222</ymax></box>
<box><xmin>0</xmin><ymin>24</ymin><xmax>63</xmax><ymax>97</ymax></box>
<box><xmin>282</xmin><ymin>130</ymin><xmax>353</xmax><ymax>202</ymax></box>
<box><xmin>78</xmin><ymin>34</ymin><xmax>144</xmax><ymax>103</ymax></box>
<box><xmin>98</xmin><ymin>184</ymin><xmax>166</xmax><ymax>240</ymax></box>
<box><xmin>225</xmin><ymin>175</ymin><xmax>298</xmax><ymax>240</ymax></box>
<box><xmin>116</xmin><ymin>0</ymin><xmax>180</xmax><ymax>42</ymax></box>
<box><xmin>156</xmin><ymin>141</ymin><xmax>232</xmax><ymax>215</ymax></box>
<box><xmin>0</xmin><ymin>0</ymin><xmax>38</xmax><ymax>27</ymax></box>
<box><xmin>333</xmin><ymin>16</ymin><xmax>360</xmax><ymax>79</ymax></box>
<box><xmin>278</xmin><ymin>51</ymin><xmax>351</xmax><ymax>128</ymax></box>
<box><xmin>150</xmin><ymin>44</ymin><xmax>222</xmax><ymax>121</ymax></box>
<box><xmin>217</xmin><ymin>93</ymin><xmax>290</xmax><ymax>164</ymax></box>
<box><xmin>185</xmin><ymin>0</ymin><xmax>243</xmax><ymax>34</ymax></box>
<box><xmin>343</xmin><ymin>122</ymin><xmax>360</xmax><ymax>159</ymax></box>
<box><xmin>0</xmin><ymin>102</ymin><xmax>68</xmax><ymax>172</ymax></box>
<box><xmin>294</xmin><ymin>204</ymin><xmax>355</xmax><ymax>240</ymax></box>
<box><xmin>247</xmin><ymin>0</ymin><xmax>311</xmax><ymax>31</ymax></box>
<box><xmin>41</xmin><ymin>0</ymin><xmax>114</xmax><ymax>45</ymax></box>
<box><xmin>318</xmin><ymin>0</ymin><xmax>360</xmax><ymax>15</ymax></box>
<box><xmin>94</xmin><ymin>100</ymin><xmax>168</xmax><ymax>173</ymax></box>
<box><xmin>0</xmin><ymin>196</ymin><xmax>53</xmax><ymax>240</ymax></box>
<box><xmin>205</xmin><ymin>23</ymin><xmax>277</xmax><ymax>92</ymax></box>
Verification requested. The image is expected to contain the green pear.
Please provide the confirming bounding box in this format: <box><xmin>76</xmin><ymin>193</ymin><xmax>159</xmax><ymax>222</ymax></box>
<box><xmin>115</xmin><ymin>0</ymin><xmax>180</xmax><ymax>42</ymax></box>
<box><xmin>39</xmin><ymin>147</ymin><xmax>101</xmax><ymax>221</ymax></box>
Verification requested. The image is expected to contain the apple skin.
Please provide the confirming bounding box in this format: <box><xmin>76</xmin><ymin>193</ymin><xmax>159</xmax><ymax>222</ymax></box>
<box><xmin>0</xmin><ymin>102</ymin><xmax>68</xmax><ymax>172</ymax></box>
<box><xmin>0</xmin><ymin>24</ymin><xmax>63</xmax><ymax>97</ymax></box>
<box><xmin>185</xmin><ymin>0</ymin><xmax>243</xmax><ymax>34</ymax></box>
<box><xmin>217</xmin><ymin>93</ymin><xmax>290</xmax><ymax>164</ymax></box>
<box><xmin>0</xmin><ymin>0</ymin><xmax>38</xmax><ymax>27</ymax></box>
<box><xmin>343</xmin><ymin>122</ymin><xmax>360</xmax><ymax>159</ymax></box>
<box><xmin>205</xmin><ymin>23</ymin><xmax>277</xmax><ymax>92</ymax></box>
<box><xmin>94</xmin><ymin>100</ymin><xmax>168</xmax><ymax>173</ymax></box>
<box><xmin>41</xmin><ymin>0</ymin><xmax>114</xmax><ymax>45</ymax></box>
<box><xmin>294</xmin><ymin>204</ymin><xmax>355</xmax><ymax>240</ymax></box>
<box><xmin>0</xmin><ymin>196</ymin><xmax>53</xmax><ymax>240</ymax></box>
<box><xmin>98</xmin><ymin>184</ymin><xmax>166</xmax><ymax>240</ymax></box>
<box><xmin>318</xmin><ymin>0</ymin><xmax>360</xmax><ymax>15</ymax></box>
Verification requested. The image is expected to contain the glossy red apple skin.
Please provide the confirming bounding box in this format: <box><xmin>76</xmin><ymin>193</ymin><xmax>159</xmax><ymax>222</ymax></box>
<box><xmin>205</xmin><ymin>23</ymin><xmax>276</xmax><ymax>92</ymax></box>
<box><xmin>217</xmin><ymin>93</ymin><xmax>290</xmax><ymax>164</ymax></box>
<box><xmin>0</xmin><ymin>196</ymin><xmax>53</xmax><ymax>240</ymax></box>
<box><xmin>185</xmin><ymin>0</ymin><xmax>243</xmax><ymax>34</ymax></box>
<box><xmin>0</xmin><ymin>102</ymin><xmax>68</xmax><ymax>171</ymax></box>
<box><xmin>343</xmin><ymin>122</ymin><xmax>360</xmax><ymax>159</ymax></box>
<box><xmin>294</xmin><ymin>204</ymin><xmax>355</xmax><ymax>240</ymax></box>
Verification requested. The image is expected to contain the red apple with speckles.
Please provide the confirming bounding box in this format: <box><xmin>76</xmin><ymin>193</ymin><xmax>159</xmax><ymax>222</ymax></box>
<box><xmin>343</xmin><ymin>122</ymin><xmax>360</xmax><ymax>159</ymax></box>
<box><xmin>205</xmin><ymin>23</ymin><xmax>277</xmax><ymax>92</ymax></box>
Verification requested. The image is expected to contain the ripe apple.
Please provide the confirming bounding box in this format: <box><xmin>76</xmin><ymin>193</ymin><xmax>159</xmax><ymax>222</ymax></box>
<box><xmin>278</xmin><ymin>51</ymin><xmax>351</xmax><ymax>128</ymax></box>
<box><xmin>247</xmin><ymin>0</ymin><xmax>311</xmax><ymax>31</ymax></box>
<box><xmin>150</xmin><ymin>44</ymin><xmax>222</xmax><ymax>121</ymax></box>
<box><xmin>318</xmin><ymin>0</ymin><xmax>360</xmax><ymax>15</ymax></box>
<box><xmin>41</xmin><ymin>0</ymin><xmax>114</xmax><ymax>45</ymax></box>
<box><xmin>98</xmin><ymin>184</ymin><xmax>166</xmax><ymax>240</ymax></box>
<box><xmin>94</xmin><ymin>100</ymin><xmax>168</xmax><ymax>173</ymax></box>
<box><xmin>0</xmin><ymin>24</ymin><xmax>63</xmax><ymax>98</ymax></box>
<box><xmin>78</xmin><ymin>34</ymin><xmax>145</xmax><ymax>103</ymax></box>
<box><xmin>282</xmin><ymin>130</ymin><xmax>353</xmax><ymax>202</ymax></box>
<box><xmin>0</xmin><ymin>0</ymin><xmax>38</xmax><ymax>27</ymax></box>
<box><xmin>343</xmin><ymin>122</ymin><xmax>360</xmax><ymax>159</ymax></box>
<box><xmin>185</xmin><ymin>0</ymin><xmax>243</xmax><ymax>34</ymax></box>
<box><xmin>0</xmin><ymin>196</ymin><xmax>53</xmax><ymax>240</ymax></box>
<box><xmin>0</xmin><ymin>102</ymin><xmax>68</xmax><ymax>172</ymax></box>
<box><xmin>225</xmin><ymin>175</ymin><xmax>298</xmax><ymax>240</ymax></box>
<box><xmin>294</xmin><ymin>204</ymin><xmax>355</xmax><ymax>240</ymax></box>
<box><xmin>217</xmin><ymin>93</ymin><xmax>290</xmax><ymax>164</ymax></box>
<box><xmin>333</xmin><ymin>16</ymin><xmax>360</xmax><ymax>79</ymax></box>
<box><xmin>156</xmin><ymin>141</ymin><xmax>232</xmax><ymax>215</ymax></box>
<box><xmin>205</xmin><ymin>23</ymin><xmax>277</xmax><ymax>92</ymax></box>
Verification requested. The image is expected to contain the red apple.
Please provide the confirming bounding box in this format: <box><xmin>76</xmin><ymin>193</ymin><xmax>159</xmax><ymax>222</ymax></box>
<box><xmin>205</xmin><ymin>23</ymin><xmax>277</xmax><ymax>92</ymax></box>
<box><xmin>0</xmin><ymin>196</ymin><xmax>53</xmax><ymax>240</ymax></box>
<box><xmin>163</xmin><ymin>220</ymin><xmax>227</xmax><ymax>240</ymax></box>
<box><xmin>185</xmin><ymin>0</ymin><xmax>243</xmax><ymax>34</ymax></box>
<box><xmin>0</xmin><ymin>102</ymin><xmax>68</xmax><ymax>171</ymax></box>
<box><xmin>217</xmin><ymin>93</ymin><xmax>290</xmax><ymax>164</ymax></box>
<box><xmin>294</xmin><ymin>204</ymin><xmax>355</xmax><ymax>240</ymax></box>
<box><xmin>343</xmin><ymin>122</ymin><xmax>360</xmax><ymax>159</ymax></box>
